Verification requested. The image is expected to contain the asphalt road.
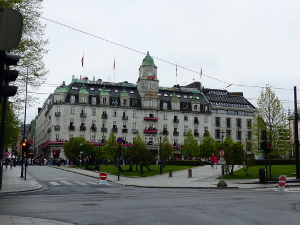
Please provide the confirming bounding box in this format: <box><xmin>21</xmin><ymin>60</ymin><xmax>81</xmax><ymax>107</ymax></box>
<box><xmin>1</xmin><ymin>166</ymin><xmax>300</xmax><ymax>225</ymax></box>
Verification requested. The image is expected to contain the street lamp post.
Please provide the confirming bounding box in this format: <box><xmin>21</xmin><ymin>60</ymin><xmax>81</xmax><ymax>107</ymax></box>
<box><xmin>159</xmin><ymin>132</ymin><xmax>163</xmax><ymax>174</ymax></box>
<box><xmin>199</xmin><ymin>135</ymin><xmax>202</xmax><ymax>166</ymax></box>
<box><xmin>98</xmin><ymin>139</ymin><xmax>101</xmax><ymax>172</ymax></box>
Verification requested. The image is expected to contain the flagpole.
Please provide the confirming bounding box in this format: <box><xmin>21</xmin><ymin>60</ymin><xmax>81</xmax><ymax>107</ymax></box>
<box><xmin>113</xmin><ymin>55</ymin><xmax>116</xmax><ymax>83</ymax></box>
<box><xmin>82</xmin><ymin>52</ymin><xmax>84</xmax><ymax>77</ymax></box>
<box><xmin>176</xmin><ymin>63</ymin><xmax>178</xmax><ymax>86</ymax></box>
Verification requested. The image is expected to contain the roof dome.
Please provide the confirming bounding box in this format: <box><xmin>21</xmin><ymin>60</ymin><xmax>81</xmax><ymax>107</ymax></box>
<box><xmin>141</xmin><ymin>51</ymin><xmax>156</xmax><ymax>67</ymax></box>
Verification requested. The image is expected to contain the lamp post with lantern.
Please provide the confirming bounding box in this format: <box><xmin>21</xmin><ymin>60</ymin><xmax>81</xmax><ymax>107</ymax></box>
<box><xmin>159</xmin><ymin>132</ymin><xmax>163</xmax><ymax>174</ymax></box>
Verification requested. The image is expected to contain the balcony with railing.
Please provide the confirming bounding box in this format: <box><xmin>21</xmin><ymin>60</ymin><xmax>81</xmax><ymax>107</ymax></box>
<box><xmin>144</xmin><ymin>127</ymin><xmax>157</xmax><ymax>134</ymax></box>
<box><xmin>80</xmin><ymin>112</ymin><xmax>87</xmax><ymax>118</ymax></box>
<box><xmin>122</xmin><ymin>128</ymin><xmax>128</xmax><ymax>133</ymax></box>
<box><xmin>173</xmin><ymin>118</ymin><xmax>179</xmax><ymax>123</ymax></box>
<box><xmin>55</xmin><ymin>112</ymin><xmax>61</xmax><ymax>117</ymax></box>
<box><xmin>69</xmin><ymin>125</ymin><xmax>75</xmax><ymax>131</ymax></box>
<box><xmin>54</xmin><ymin>125</ymin><xmax>60</xmax><ymax>131</ymax></box>
<box><xmin>80</xmin><ymin>126</ymin><xmax>86</xmax><ymax>131</ymax></box>
<box><xmin>144</xmin><ymin>115</ymin><xmax>158</xmax><ymax>121</ymax></box>
<box><xmin>194</xmin><ymin>131</ymin><xmax>199</xmax><ymax>137</ymax></box>
<box><xmin>112</xmin><ymin>127</ymin><xmax>118</xmax><ymax>133</ymax></box>
<box><xmin>101</xmin><ymin>127</ymin><xmax>107</xmax><ymax>132</ymax></box>
<box><xmin>132</xmin><ymin>129</ymin><xmax>138</xmax><ymax>134</ymax></box>
<box><xmin>162</xmin><ymin>129</ymin><xmax>169</xmax><ymax>135</ymax></box>
<box><xmin>102</xmin><ymin>114</ymin><xmax>108</xmax><ymax>119</ymax></box>
<box><xmin>122</xmin><ymin>116</ymin><xmax>128</xmax><ymax>120</ymax></box>
<box><xmin>173</xmin><ymin>130</ymin><xmax>179</xmax><ymax>136</ymax></box>
<box><xmin>91</xmin><ymin>126</ymin><xmax>97</xmax><ymax>132</ymax></box>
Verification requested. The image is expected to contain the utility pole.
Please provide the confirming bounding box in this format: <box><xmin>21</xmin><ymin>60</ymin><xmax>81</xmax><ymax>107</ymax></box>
<box><xmin>294</xmin><ymin>86</ymin><xmax>300</xmax><ymax>179</ymax></box>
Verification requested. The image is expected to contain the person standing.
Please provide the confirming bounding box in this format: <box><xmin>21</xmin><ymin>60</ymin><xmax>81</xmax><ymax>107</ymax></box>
<box><xmin>9</xmin><ymin>159</ymin><xmax>14</xmax><ymax>169</ymax></box>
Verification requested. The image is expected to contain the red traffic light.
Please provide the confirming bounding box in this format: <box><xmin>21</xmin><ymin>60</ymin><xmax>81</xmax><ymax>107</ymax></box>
<box><xmin>22</xmin><ymin>142</ymin><xmax>27</xmax><ymax>147</ymax></box>
<box><xmin>266</xmin><ymin>142</ymin><xmax>271</xmax><ymax>149</ymax></box>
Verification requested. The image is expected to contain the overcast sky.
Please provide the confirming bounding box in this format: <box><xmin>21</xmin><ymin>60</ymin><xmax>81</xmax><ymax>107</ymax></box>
<box><xmin>26</xmin><ymin>0</ymin><xmax>300</xmax><ymax>120</ymax></box>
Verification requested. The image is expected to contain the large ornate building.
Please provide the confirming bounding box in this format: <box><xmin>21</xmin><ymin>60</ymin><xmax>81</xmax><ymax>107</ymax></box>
<box><xmin>31</xmin><ymin>52</ymin><xmax>256</xmax><ymax>159</ymax></box>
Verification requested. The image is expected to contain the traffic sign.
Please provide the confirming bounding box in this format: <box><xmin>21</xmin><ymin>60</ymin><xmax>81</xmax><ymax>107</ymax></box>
<box><xmin>277</xmin><ymin>175</ymin><xmax>286</xmax><ymax>193</ymax></box>
<box><xmin>219</xmin><ymin>149</ymin><xmax>225</xmax><ymax>157</ymax></box>
<box><xmin>117</xmin><ymin>137</ymin><xmax>123</xmax><ymax>144</ymax></box>
<box><xmin>98</xmin><ymin>172</ymin><xmax>108</xmax><ymax>185</ymax></box>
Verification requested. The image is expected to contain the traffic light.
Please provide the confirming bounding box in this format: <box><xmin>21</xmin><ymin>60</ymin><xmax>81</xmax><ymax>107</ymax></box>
<box><xmin>0</xmin><ymin>50</ymin><xmax>20</xmax><ymax>103</ymax></box>
<box><xmin>260</xmin><ymin>141</ymin><xmax>266</xmax><ymax>153</ymax></box>
<box><xmin>265</xmin><ymin>142</ymin><xmax>271</xmax><ymax>153</ymax></box>
<box><xmin>22</xmin><ymin>142</ymin><xmax>28</xmax><ymax>153</ymax></box>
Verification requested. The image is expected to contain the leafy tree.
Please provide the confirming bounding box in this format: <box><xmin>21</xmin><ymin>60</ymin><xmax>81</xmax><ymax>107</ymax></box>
<box><xmin>160</xmin><ymin>135</ymin><xmax>174</xmax><ymax>160</ymax></box>
<box><xmin>127</xmin><ymin>132</ymin><xmax>155</xmax><ymax>168</ymax></box>
<box><xmin>0</xmin><ymin>0</ymin><xmax>48</xmax><ymax>109</ymax></box>
<box><xmin>252</xmin><ymin>85</ymin><xmax>290</xmax><ymax>158</ymax></box>
<box><xmin>0</xmin><ymin>103</ymin><xmax>21</xmax><ymax>148</ymax></box>
<box><xmin>102</xmin><ymin>131</ymin><xmax>118</xmax><ymax>160</ymax></box>
<box><xmin>200</xmin><ymin>131</ymin><xmax>217</xmax><ymax>159</ymax></box>
<box><xmin>220</xmin><ymin>135</ymin><xmax>245</xmax><ymax>175</ymax></box>
<box><xmin>181</xmin><ymin>129</ymin><xmax>199</xmax><ymax>158</ymax></box>
<box><xmin>63</xmin><ymin>137</ymin><xmax>93</xmax><ymax>159</ymax></box>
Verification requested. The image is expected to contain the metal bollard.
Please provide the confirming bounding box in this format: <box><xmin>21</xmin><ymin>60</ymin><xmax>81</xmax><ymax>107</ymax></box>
<box><xmin>188</xmin><ymin>168</ymin><xmax>192</xmax><ymax>178</ymax></box>
<box><xmin>169</xmin><ymin>168</ymin><xmax>173</xmax><ymax>177</ymax></box>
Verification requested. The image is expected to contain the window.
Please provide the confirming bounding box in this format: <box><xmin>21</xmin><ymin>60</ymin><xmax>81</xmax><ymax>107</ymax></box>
<box><xmin>81</xmin><ymin>107</ymin><xmax>86</xmax><ymax>113</ymax></box>
<box><xmin>227</xmin><ymin>118</ymin><xmax>231</xmax><ymax>128</ymax></box>
<box><xmin>163</xmin><ymin>102</ymin><xmax>168</xmax><ymax>110</ymax></box>
<box><xmin>204</xmin><ymin>116</ymin><xmax>208</xmax><ymax>123</ymax></box>
<box><xmin>69</xmin><ymin>134</ymin><xmax>73</xmax><ymax>139</ymax></box>
<box><xmin>236</xmin><ymin>118</ymin><xmax>242</xmax><ymax>129</ymax></box>
<box><xmin>133</xmin><ymin>122</ymin><xmax>137</xmax><ymax>130</ymax></box>
<box><xmin>70</xmin><ymin>95</ymin><xmax>76</xmax><ymax>103</ymax></box>
<box><xmin>92</xmin><ymin>108</ymin><xmax>96</xmax><ymax>116</ymax></box>
<box><xmin>81</xmin><ymin>96</ymin><xmax>87</xmax><ymax>102</ymax></box>
<box><xmin>92</xmin><ymin>97</ymin><xmax>96</xmax><ymax>105</ymax></box>
<box><xmin>133</xmin><ymin>110</ymin><xmax>137</xmax><ymax>118</ymax></box>
<box><xmin>194</xmin><ymin>105</ymin><xmax>198</xmax><ymax>110</ymax></box>
<box><xmin>70</xmin><ymin>106</ymin><xmax>75</xmax><ymax>114</ymax></box>
<box><xmin>55</xmin><ymin>118</ymin><xmax>60</xmax><ymax>125</ymax></box>
<box><xmin>215</xmin><ymin>129</ymin><xmax>220</xmax><ymax>139</ymax></box>
<box><xmin>149</xmin><ymin>100</ymin><xmax>153</xmax><ymax>107</ymax></box>
<box><xmin>55</xmin><ymin>134</ymin><xmax>59</xmax><ymax>140</ymax></box>
<box><xmin>247</xmin><ymin>119</ymin><xmax>252</xmax><ymax>129</ymax></box>
<box><xmin>163</xmin><ymin>112</ymin><xmax>168</xmax><ymax>120</ymax></box>
<box><xmin>56</xmin><ymin>106</ymin><xmax>60</xmax><ymax>112</ymax></box>
<box><xmin>123</xmin><ymin>99</ymin><xmax>127</xmax><ymax>106</ymax></box>
<box><xmin>184</xmin><ymin>125</ymin><xmax>188</xmax><ymax>133</ymax></box>
<box><xmin>237</xmin><ymin>130</ymin><xmax>242</xmax><ymax>140</ymax></box>
<box><xmin>173</xmin><ymin>102</ymin><xmax>178</xmax><ymax>110</ymax></box>
<box><xmin>184</xmin><ymin>114</ymin><xmax>188</xmax><ymax>121</ymax></box>
<box><xmin>103</xmin><ymin>98</ymin><xmax>107</xmax><ymax>104</ymax></box>
<box><xmin>215</xmin><ymin>117</ymin><xmax>220</xmax><ymax>127</ymax></box>
<box><xmin>113</xmin><ymin>109</ymin><xmax>117</xmax><ymax>117</ymax></box>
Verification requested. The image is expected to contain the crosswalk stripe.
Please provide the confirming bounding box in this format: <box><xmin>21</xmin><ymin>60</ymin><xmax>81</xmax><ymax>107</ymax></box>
<box><xmin>49</xmin><ymin>182</ymin><xmax>60</xmax><ymax>185</ymax></box>
<box><xmin>85</xmin><ymin>181</ymin><xmax>97</xmax><ymax>185</ymax></box>
<box><xmin>60</xmin><ymin>181</ymin><xmax>73</xmax><ymax>185</ymax></box>
<box><xmin>74</xmin><ymin>181</ymin><xmax>88</xmax><ymax>185</ymax></box>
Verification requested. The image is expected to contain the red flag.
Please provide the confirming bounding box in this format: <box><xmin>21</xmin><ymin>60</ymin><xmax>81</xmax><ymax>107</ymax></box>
<box><xmin>176</xmin><ymin>64</ymin><xmax>178</xmax><ymax>77</ymax></box>
<box><xmin>81</xmin><ymin>54</ymin><xmax>84</xmax><ymax>67</ymax></box>
<box><xmin>113</xmin><ymin>58</ymin><xmax>115</xmax><ymax>70</ymax></box>
<box><xmin>200</xmin><ymin>68</ymin><xmax>202</xmax><ymax>79</ymax></box>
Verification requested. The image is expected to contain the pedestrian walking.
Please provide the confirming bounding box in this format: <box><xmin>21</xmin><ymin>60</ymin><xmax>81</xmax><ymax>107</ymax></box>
<box><xmin>209</xmin><ymin>154</ymin><xmax>215</xmax><ymax>168</ymax></box>
<box><xmin>9</xmin><ymin>159</ymin><xmax>14</xmax><ymax>169</ymax></box>
<box><xmin>213</xmin><ymin>156</ymin><xmax>218</xmax><ymax>169</ymax></box>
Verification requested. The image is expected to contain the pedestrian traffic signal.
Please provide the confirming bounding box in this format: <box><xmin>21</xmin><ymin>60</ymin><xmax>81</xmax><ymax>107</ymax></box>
<box><xmin>0</xmin><ymin>50</ymin><xmax>20</xmax><ymax>103</ymax></box>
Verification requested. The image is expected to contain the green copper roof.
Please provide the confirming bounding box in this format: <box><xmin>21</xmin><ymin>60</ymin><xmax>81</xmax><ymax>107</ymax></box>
<box><xmin>79</xmin><ymin>84</ymin><xmax>89</xmax><ymax>95</ymax></box>
<box><xmin>120</xmin><ymin>88</ymin><xmax>129</xmax><ymax>98</ymax></box>
<box><xmin>54</xmin><ymin>81</ymin><xmax>69</xmax><ymax>93</ymax></box>
<box><xmin>100</xmin><ymin>87</ymin><xmax>110</xmax><ymax>96</ymax></box>
<box><xmin>170</xmin><ymin>92</ymin><xmax>179</xmax><ymax>102</ymax></box>
<box><xmin>141</xmin><ymin>51</ymin><xmax>156</xmax><ymax>67</ymax></box>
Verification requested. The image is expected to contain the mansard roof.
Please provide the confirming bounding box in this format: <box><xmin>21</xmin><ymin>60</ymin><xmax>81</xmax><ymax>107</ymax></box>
<box><xmin>203</xmin><ymin>88</ymin><xmax>255</xmax><ymax>109</ymax></box>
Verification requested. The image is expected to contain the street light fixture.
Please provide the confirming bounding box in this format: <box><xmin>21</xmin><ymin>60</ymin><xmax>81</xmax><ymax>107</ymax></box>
<box><xmin>159</xmin><ymin>132</ymin><xmax>163</xmax><ymax>174</ymax></box>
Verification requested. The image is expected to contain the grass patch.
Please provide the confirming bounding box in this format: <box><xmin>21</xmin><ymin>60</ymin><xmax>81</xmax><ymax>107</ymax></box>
<box><xmin>223</xmin><ymin>165</ymin><xmax>297</xmax><ymax>179</ymax></box>
<box><xmin>78</xmin><ymin>165</ymin><xmax>195</xmax><ymax>177</ymax></box>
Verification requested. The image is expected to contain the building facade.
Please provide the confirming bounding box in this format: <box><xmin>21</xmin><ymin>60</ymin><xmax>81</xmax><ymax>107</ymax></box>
<box><xmin>32</xmin><ymin>52</ymin><xmax>256</xmax><ymax>159</ymax></box>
